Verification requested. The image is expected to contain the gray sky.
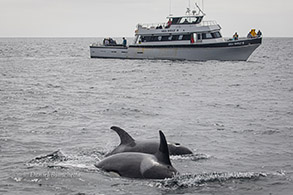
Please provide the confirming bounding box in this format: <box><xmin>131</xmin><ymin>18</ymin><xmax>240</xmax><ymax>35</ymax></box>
<box><xmin>1</xmin><ymin>0</ymin><xmax>292</xmax><ymax>37</ymax></box>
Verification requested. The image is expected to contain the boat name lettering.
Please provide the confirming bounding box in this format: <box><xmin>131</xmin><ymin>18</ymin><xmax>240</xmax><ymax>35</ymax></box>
<box><xmin>161</xmin><ymin>29</ymin><xmax>176</xmax><ymax>33</ymax></box>
<box><xmin>228</xmin><ymin>41</ymin><xmax>245</xmax><ymax>46</ymax></box>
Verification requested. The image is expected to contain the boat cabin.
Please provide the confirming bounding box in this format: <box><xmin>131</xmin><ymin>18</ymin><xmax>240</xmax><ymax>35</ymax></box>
<box><xmin>133</xmin><ymin>14</ymin><xmax>223</xmax><ymax>45</ymax></box>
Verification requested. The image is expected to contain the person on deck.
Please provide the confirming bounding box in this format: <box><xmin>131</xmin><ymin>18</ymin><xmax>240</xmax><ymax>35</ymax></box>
<box><xmin>122</xmin><ymin>37</ymin><xmax>127</xmax><ymax>47</ymax></box>
<box><xmin>233</xmin><ymin>32</ymin><xmax>239</xmax><ymax>40</ymax></box>
<box><xmin>104</xmin><ymin>38</ymin><xmax>109</xmax><ymax>46</ymax></box>
<box><xmin>166</xmin><ymin>19</ymin><xmax>172</xmax><ymax>28</ymax></box>
<box><xmin>109</xmin><ymin>38</ymin><xmax>116</xmax><ymax>45</ymax></box>
<box><xmin>257</xmin><ymin>30</ymin><xmax>262</xmax><ymax>37</ymax></box>
<box><xmin>250</xmin><ymin>29</ymin><xmax>257</xmax><ymax>38</ymax></box>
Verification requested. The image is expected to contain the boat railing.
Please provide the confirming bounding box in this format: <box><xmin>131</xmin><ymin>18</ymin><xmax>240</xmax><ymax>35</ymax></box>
<box><xmin>137</xmin><ymin>20</ymin><xmax>218</xmax><ymax>31</ymax></box>
<box><xmin>91</xmin><ymin>43</ymin><xmax>102</xmax><ymax>47</ymax></box>
<box><xmin>201</xmin><ymin>20</ymin><xmax>218</xmax><ymax>26</ymax></box>
<box><xmin>137</xmin><ymin>23</ymin><xmax>167</xmax><ymax>30</ymax></box>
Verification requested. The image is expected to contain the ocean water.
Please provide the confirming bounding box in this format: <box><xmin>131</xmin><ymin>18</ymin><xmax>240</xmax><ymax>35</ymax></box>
<box><xmin>0</xmin><ymin>37</ymin><xmax>292</xmax><ymax>195</ymax></box>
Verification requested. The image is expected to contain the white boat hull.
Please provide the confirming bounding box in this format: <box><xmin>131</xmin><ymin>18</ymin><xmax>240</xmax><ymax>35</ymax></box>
<box><xmin>90</xmin><ymin>38</ymin><xmax>262</xmax><ymax>61</ymax></box>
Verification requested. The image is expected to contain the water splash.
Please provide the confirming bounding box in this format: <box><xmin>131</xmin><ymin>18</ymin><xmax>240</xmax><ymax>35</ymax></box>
<box><xmin>28</xmin><ymin>150</ymin><xmax>68</xmax><ymax>165</ymax></box>
<box><xmin>155</xmin><ymin>172</ymin><xmax>267</xmax><ymax>189</ymax></box>
<box><xmin>27</xmin><ymin>149</ymin><xmax>101</xmax><ymax>171</ymax></box>
<box><xmin>170</xmin><ymin>153</ymin><xmax>210</xmax><ymax>161</ymax></box>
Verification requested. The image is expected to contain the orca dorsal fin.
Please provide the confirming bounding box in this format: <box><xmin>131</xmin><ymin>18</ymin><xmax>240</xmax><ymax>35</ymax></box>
<box><xmin>110</xmin><ymin>126</ymin><xmax>135</xmax><ymax>145</ymax></box>
<box><xmin>155</xmin><ymin>131</ymin><xmax>172</xmax><ymax>165</ymax></box>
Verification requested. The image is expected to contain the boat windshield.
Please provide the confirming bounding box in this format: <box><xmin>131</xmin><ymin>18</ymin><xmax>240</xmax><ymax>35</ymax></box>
<box><xmin>171</xmin><ymin>16</ymin><xmax>203</xmax><ymax>25</ymax></box>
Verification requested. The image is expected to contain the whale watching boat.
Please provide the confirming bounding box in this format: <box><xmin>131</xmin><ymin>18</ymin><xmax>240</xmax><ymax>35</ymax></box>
<box><xmin>90</xmin><ymin>4</ymin><xmax>262</xmax><ymax>61</ymax></box>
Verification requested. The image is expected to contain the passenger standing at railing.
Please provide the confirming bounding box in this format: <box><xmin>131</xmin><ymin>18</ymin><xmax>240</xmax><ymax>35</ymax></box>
<box><xmin>104</xmin><ymin>38</ymin><xmax>109</xmax><ymax>46</ymax></box>
<box><xmin>122</xmin><ymin>37</ymin><xmax>127</xmax><ymax>47</ymax></box>
<box><xmin>233</xmin><ymin>32</ymin><xmax>239</xmax><ymax>40</ymax></box>
<box><xmin>247</xmin><ymin>29</ymin><xmax>257</xmax><ymax>38</ymax></box>
<box><xmin>166</xmin><ymin>19</ymin><xmax>172</xmax><ymax>28</ymax></box>
<box><xmin>257</xmin><ymin>30</ymin><xmax>262</xmax><ymax>37</ymax></box>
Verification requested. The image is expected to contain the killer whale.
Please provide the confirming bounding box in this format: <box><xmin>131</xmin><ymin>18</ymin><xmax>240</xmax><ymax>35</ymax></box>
<box><xmin>96</xmin><ymin>131</ymin><xmax>178</xmax><ymax>179</ymax></box>
<box><xmin>105</xmin><ymin>126</ymin><xmax>193</xmax><ymax>157</ymax></box>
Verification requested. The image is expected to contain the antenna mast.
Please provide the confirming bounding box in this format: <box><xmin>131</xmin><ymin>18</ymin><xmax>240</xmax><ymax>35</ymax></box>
<box><xmin>195</xmin><ymin>2</ymin><xmax>206</xmax><ymax>16</ymax></box>
<box><xmin>169</xmin><ymin>0</ymin><xmax>172</xmax><ymax>16</ymax></box>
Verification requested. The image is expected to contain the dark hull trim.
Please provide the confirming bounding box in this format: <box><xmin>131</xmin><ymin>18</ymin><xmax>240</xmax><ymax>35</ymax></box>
<box><xmin>90</xmin><ymin>56</ymin><xmax>186</xmax><ymax>61</ymax></box>
<box><xmin>129</xmin><ymin>38</ymin><xmax>262</xmax><ymax>48</ymax></box>
<box><xmin>90</xmin><ymin>56</ymin><xmax>129</xmax><ymax>59</ymax></box>
<box><xmin>90</xmin><ymin>46</ymin><xmax>128</xmax><ymax>49</ymax></box>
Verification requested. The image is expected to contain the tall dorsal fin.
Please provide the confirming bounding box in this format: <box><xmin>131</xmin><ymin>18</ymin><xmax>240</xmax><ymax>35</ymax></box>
<box><xmin>110</xmin><ymin>126</ymin><xmax>135</xmax><ymax>145</ymax></box>
<box><xmin>155</xmin><ymin>131</ymin><xmax>172</xmax><ymax>165</ymax></box>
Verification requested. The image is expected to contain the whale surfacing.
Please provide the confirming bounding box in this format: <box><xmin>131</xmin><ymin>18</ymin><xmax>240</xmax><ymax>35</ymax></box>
<box><xmin>105</xmin><ymin>126</ymin><xmax>193</xmax><ymax>157</ymax></box>
<box><xmin>95</xmin><ymin>131</ymin><xmax>178</xmax><ymax>179</ymax></box>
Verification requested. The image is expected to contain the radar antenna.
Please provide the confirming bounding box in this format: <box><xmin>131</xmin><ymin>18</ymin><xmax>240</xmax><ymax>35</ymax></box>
<box><xmin>186</xmin><ymin>8</ymin><xmax>191</xmax><ymax>15</ymax></box>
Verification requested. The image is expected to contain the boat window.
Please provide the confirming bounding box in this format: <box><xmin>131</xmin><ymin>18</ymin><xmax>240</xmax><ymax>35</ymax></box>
<box><xmin>206</xmin><ymin>33</ymin><xmax>213</xmax><ymax>39</ymax></box>
<box><xmin>170</xmin><ymin>16</ymin><xmax>203</xmax><ymax>25</ymax></box>
<box><xmin>195</xmin><ymin>16</ymin><xmax>203</xmax><ymax>24</ymax></box>
<box><xmin>212</xmin><ymin>32</ymin><xmax>222</xmax><ymax>38</ymax></box>
<box><xmin>172</xmin><ymin>35</ymin><xmax>179</xmax><ymax>40</ymax></box>
<box><xmin>197</xmin><ymin>34</ymin><xmax>201</xmax><ymax>40</ymax></box>
<box><xmin>202</xmin><ymin>33</ymin><xmax>213</xmax><ymax>39</ymax></box>
<box><xmin>162</xmin><ymin>36</ymin><xmax>169</xmax><ymax>41</ymax></box>
<box><xmin>152</xmin><ymin>36</ymin><xmax>159</xmax><ymax>41</ymax></box>
<box><xmin>179</xmin><ymin>17</ymin><xmax>190</xmax><ymax>24</ymax></box>
<box><xmin>141</xmin><ymin>36</ymin><xmax>157</xmax><ymax>42</ymax></box>
<box><xmin>197</xmin><ymin>34</ymin><xmax>202</xmax><ymax>41</ymax></box>
<box><xmin>171</xmin><ymin>17</ymin><xmax>181</xmax><ymax>24</ymax></box>
<box><xmin>201</xmin><ymin>32</ymin><xmax>222</xmax><ymax>39</ymax></box>
<box><xmin>182</xmin><ymin>34</ymin><xmax>191</xmax><ymax>40</ymax></box>
<box><xmin>189</xmin><ymin>17</ymin><xmax>197</xmax><ymax>24</ymax></box>
<box><xmin>138</xmin><ymin>34</ymin><xmax>192</xmax><ymax>42</ymax></box>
